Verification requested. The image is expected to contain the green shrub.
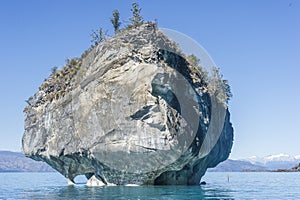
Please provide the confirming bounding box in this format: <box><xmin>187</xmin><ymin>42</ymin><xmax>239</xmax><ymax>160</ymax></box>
<box><xmin>110</xmin><ymin>9</ymin><xmax>121</xmax><ymax>33</ymax></box>
<box><xmin>130</xmin><ymin>2</ymin><xmax>143</xmax><ymax>27</ymax></box>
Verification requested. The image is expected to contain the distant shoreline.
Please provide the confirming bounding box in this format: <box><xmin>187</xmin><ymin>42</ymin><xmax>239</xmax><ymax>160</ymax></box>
<box><xmin>1</xmin><ymin>151</ymin><xmax>299</xmax><ymax>173</ymax></box>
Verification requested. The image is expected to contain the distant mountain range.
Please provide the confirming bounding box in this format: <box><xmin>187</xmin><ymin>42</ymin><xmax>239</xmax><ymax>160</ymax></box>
<box><xmin>0</xmin><ymin>151</ymin><xmax>54</xmax><ymax>172</ymax></box>
<box><xmin>241</xmin><ymin>153</ymin><xmax>300</xmax><ymax>170</ymax></box>
<box><xmin>209</xmin><ymin>154</ymin><xmax>300</xmax><ymax>172</ymax></box>
<box><xmin>1</xmin><ymin>151</ymin><xmax>299</xmax><ymax>173</ymax></box>
<box><xmin>207</xmin><ymin>159</ymin><xmax>267</xmax><ymax>172</ymax></box>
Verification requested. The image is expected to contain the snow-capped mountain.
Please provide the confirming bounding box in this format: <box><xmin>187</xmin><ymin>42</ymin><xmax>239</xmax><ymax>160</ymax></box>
<box><xmin>242</xmin><ymin>154</ymin><xmax>300</xmax><ymax>170</ymax></box>
<box><xmin>208</xmin><ymin>154</ymin><xmax>300</xmax><ymax>172</ymax></box>
<box><xmin>265</xmin><ymin>153</ymin><xmax>296</xmax><ymax>162</ymax></box>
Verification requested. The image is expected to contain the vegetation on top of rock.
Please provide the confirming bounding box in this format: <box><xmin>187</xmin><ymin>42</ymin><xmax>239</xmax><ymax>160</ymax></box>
<box><xmin>25</xmin><ymin>1</ymin><xmax>232</xmax><ymax>109</ymax></box>
<box><xmin>90</xmin><ymin>27</ymin><xmax>108</xmax><ymax>47</ymax></box>
<box><xmin>186</xmin><ymin>54</ymin><xmax>208</xmax><ymax>84</ymax></box>
<box><xmin>24</xmin><ymin>58</ymin><xmax>82</xmax><ymax>109</ymax></box>
<box><xmin>208</xmin><ymin>67</ymin><xmax>232</xmax><ymax>105</ymax></box>
<box><xmin>185</xmin><ymin>54</ymin><xmax>232</xmax><ymax>105</ymax></box>
<box><xmin>41</xmin><ymin>58</ymin><xmax>81</xmax><ymax>99</ymax></box>
<box><xmin>51</xmin><ymin>66</ymin><xmax>58</xmax><ymax>74</ymax></box>
<box><xmin>129</xmin><ymin>2</ymin><xmax>144</xmax><ymax>28</ymax></box>
<box><xmin>110</xmin><ymin>10</ymin><xmax>121</xmax><ymax>33</ymax></box>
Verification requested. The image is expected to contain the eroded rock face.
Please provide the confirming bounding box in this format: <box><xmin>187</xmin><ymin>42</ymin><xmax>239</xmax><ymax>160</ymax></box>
<box><xmin>22</xmin><ymin>23</ymin><xmax>233</xmax><ymax>185</ymax></box>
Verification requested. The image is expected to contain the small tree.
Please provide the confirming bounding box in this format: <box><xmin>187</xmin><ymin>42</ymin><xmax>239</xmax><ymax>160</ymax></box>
<box><xmin>208</xmin><ymin>66</ymin><xmax>232</xmax><ymax>104</ymax></box>
<box><xmin>186</xmin><ymin>54</ymin><xmax>200</xmax><ymax>67</ymax></box>
<box><xmin>90</xmin><ymin>27</ymin><xmax>107</xmax><ymax>46</ymax></box>
<box><xmin>51</xmin><ymin>66</ymin><xmax>58</xmax><ymax>74</ymax></box>
<box><xmin>25</xmin><ymin>96</ymin><xmax>33</xmax><ymax>106</ymax></box>
<box><xmin>110</xmin><ymin>10</ymin><xmax>121</xmax><ymax>33</ymax></box>
<box><xmin>186</xmin><ymin>54</ymin><xmax>208</xmax><ymax>82</ymax></box>
<box><xmin>130</xmin><ymin>2</ymin><xmax>143</xmax><ymax>27</ymax></box>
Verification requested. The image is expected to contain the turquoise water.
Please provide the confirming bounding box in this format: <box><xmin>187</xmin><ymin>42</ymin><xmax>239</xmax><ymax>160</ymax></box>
<box><xmin>1</xmin><ymin>172</ymin><xmax>300</xmax><ymax>199</ymax></box>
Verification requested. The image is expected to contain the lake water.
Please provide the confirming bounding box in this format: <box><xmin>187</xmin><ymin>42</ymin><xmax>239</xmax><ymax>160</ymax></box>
<box><xmin>1</xmin><ymin>172</ymin><xmax>300</xmax><ymax>199</ymax></box>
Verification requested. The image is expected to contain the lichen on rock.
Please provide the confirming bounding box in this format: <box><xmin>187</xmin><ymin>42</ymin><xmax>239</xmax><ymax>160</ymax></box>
<box><xmin>22</xmin><ymin>23</ymin><xmax>233</xmax><ymax>185</ymax></box>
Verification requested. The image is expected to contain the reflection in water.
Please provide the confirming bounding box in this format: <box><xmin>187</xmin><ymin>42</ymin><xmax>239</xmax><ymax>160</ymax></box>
<box><xmin>52</xmin><ymin>185</ymin><xmax>234</xmax><ymax>200</ymax></box>
<box><xmin>2</xmin><ymin>172</ymin><xmax>300</xmax><ymax>199</ymax></box>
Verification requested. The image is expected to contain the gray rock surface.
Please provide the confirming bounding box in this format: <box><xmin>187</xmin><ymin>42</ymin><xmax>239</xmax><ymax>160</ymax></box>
<box><xmin>22</xmin><ymin>23</ymin><xmax>233</xmax><ymax>185</ymax></box>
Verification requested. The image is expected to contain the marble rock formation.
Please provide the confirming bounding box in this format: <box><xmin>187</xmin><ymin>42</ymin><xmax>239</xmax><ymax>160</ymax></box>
<box><xmin>22</xmin><ymin>23</ymin><xmax>233</xmax><ymax>185</ymax></box>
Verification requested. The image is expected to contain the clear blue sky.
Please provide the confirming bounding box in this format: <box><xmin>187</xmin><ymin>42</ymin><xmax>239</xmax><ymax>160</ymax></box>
<box><xmin>0</xmin><ymin>0</ymin><xmax>299</xmax><ymax>159</ymax></box>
